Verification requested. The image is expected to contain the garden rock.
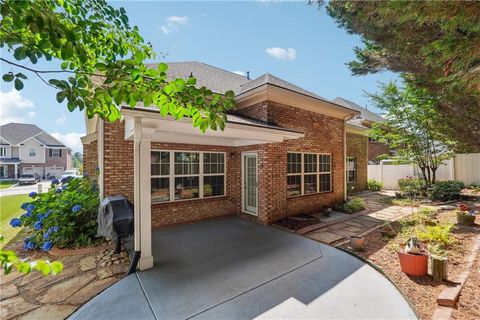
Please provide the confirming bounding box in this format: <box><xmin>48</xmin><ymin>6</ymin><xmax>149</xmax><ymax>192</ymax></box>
<box><xmin>96</xmin><ymin>267</ymin><xmax>113</xmax><ymax>279</ymax></box>
<box><xmin>80</xmin><ymin>256</ymin><xmax>96</xmax><ymax>271</ymax></box>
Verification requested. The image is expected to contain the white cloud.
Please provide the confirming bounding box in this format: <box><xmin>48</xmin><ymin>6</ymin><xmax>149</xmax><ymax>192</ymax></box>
<box><xmin>265</xmin><ymin>47</ymin><xmax>297</xmax><ymax>61</ymax></box>
<box><xmin>232</xmin><ymin>71</ymin><xmax>245</xmax><ymax>76</ymax></box>
<box><xmin>56</xmin><ymin>114</ymin><xmax>67</xmax><ymax>125</ymax></box>
<box><xmin>159</xmin><ymin>15</ymin><xmax>189</xmax><ymax>34</ymax></box>
<box><xmin>166</xmin><ymin>16</ymin><xmax>189</xmax><ymax>24</ymax></box>
<box><xmin>0</xmin><ymin>89</ymin><xmax>36</xmax><ymax>125</ymax></box>
<box><xmin>50</xmin><ymin>132</ymin><xmax>84</xmax><ymax>153</ymax></box>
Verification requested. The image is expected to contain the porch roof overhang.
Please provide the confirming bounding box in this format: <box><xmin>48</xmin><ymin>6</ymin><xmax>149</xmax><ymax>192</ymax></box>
<box><xmin>121</xmin><ymin>106</ymin><xmax>304</xmax><ymax>146</ymax></box>
<box><xmin>0</xmin><ymin>158</ymin><xmax>20</xmax><ymax>164</ymax></box>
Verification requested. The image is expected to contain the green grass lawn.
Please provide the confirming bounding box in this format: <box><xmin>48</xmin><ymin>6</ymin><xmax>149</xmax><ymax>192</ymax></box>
<box><xmin>1</xmin><ymin>194</ymin><xmax>30</xmax><ymax>248</ymax></box>
<box><xmin>0</xmin><ymin>180</ymin><xmax>16</xmax><ymax>189</ymax></box>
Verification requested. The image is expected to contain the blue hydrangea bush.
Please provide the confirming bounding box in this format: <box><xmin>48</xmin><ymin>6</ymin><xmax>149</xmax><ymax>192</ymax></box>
<box><xmin>10</xmin><ymin>177</ymin><xmax>99</xmax><ymax>251</ymax></box>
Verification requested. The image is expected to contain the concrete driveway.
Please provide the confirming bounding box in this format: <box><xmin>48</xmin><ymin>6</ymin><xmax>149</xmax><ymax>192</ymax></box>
<box><xmin>70</xmin><ymin>217</ymin><xmax>417</xmax><ymax>320</ymax></box>
<box><xmin>0</xmin><ymin>181</ymin><xmax>51</xmax><ymax>196</ymax></box>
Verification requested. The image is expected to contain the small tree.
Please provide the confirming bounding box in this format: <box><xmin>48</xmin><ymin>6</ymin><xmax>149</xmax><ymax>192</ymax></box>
<box><xmin>368</xmin><ymin>81</ymin><xmax>455</xmax><ymax>185</ymax></box>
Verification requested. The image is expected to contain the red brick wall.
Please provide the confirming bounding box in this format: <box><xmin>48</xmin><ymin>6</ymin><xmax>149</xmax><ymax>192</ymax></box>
<box><xmin>346</xmin><ymin>132</ymin><xmax>368</xmax><ymax>193</ymax></box>
<box><xmin>103</xmin><ymin>121</ymin><xmax>134</xmax><ymax>202</ymax></box>
<box><xmin>44</xmin><ymin>149</ymin><xmax>69</xmax><ymax>169</ymax></box>
<box><xmin>99</xmin><ymin>100</ymin><xmax>347</xmax><ymax>228</ymax></box>
<box><xmin>238</xmin><ymin>101</ymin><xmax>345</xmax><ymax>222</ymax></box>
<box><xmin>83</xmin><ymin>140</ymin><xmax>98</xmax><ymax>179</ymax></box>
<box><xmin>368</xmin><ymin>141</ymin><xmax>390</xmax><ymax>162</ymax></box>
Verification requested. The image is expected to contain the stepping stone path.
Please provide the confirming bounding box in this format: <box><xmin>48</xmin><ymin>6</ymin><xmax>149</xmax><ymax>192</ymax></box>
<box><xmin>304</xmin><ymin>192</ymin><xmax>420</xmax><ymax>245</ymax></box>
<box><xmin>0</xmin><ymin>245</ymin><xmax>131</xmax><ymax>319</ymax></box>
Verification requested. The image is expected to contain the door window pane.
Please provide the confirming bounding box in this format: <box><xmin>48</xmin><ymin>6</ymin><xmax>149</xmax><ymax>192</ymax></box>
<box><xmin>151</xmin><ymin>178</ymin><xmax>169</xmax><ymax>202</ymax></box>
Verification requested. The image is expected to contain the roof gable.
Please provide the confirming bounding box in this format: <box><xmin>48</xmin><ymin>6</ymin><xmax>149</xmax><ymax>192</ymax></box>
<box><xmin>0</xmin><ymin>123</ymin><xmax>66</xmax><ymax>147</ymax></box>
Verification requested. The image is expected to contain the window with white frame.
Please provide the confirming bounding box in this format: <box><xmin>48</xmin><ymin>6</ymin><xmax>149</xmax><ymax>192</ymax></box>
<box><xmin>346</xmin><ymin>157</ymin><xmax>356</xmax><ymax>183</ymax></box>
<box><xmin>151</xmin><ymin>151</ymin><xmax>226</xmax><ymax>203</ymax></box>
<box><xmin>29</xmin><ymin>148</ymin><xmax>36</xmax><ymax>157</ymax></box>
<box><xmin>287</xmin><ymin>152</ymin><xmax>331</xmax><ymax>197</ymax></box>
<box><xmin>0</xmin><ymin>147</ymin><xmax>7</xmax><ymax>157</ymax></box>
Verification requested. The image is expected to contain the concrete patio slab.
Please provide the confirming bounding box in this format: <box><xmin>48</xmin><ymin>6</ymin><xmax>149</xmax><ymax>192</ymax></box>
<box><xmin>70</xmin><ymin>217</ymin><xmax>417</xmax><ymax>320</ymax></box>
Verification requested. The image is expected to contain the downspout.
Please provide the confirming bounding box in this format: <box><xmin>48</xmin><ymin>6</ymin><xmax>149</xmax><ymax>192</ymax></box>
<box><xmin>343</xmin><ymin>115</ymin><xmax>355</xmax><ymax>201</ymax></box>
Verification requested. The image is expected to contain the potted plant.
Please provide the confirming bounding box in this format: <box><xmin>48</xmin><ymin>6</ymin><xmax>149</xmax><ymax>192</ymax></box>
<box><xmin>397</xmin><ymin>237</ymin><xmax>428</xmax><ymax>277</ymax></box>
<box><xmin>456</xmin><ymin>204</ymin><xmax>476</xmax><ymax>225</ymax></box>
<box><xmin>429</xmin><ymin>244</ymin><xmax>448</xmax><ymax>282</ymax></box>
<box><xmin>380</xmin><ymin>222</ymin><xmax>397</xmax><ymax>238</ymax></box>
<box><xmin>204</xmin><ymin>184</ymin><xmax>213</xmax><ymax>197</ymax></box>
<box><xmin>349</xmin><ymin>236</ymin><xmax>365</xmax><ymax>251</ymax></box>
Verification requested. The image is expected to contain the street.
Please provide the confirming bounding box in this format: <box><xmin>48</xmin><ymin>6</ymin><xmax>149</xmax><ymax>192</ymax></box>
<box><xmin>0</xmin><ymin>181</ymin><xmax>53</xmax><ymax>197</ymax></box>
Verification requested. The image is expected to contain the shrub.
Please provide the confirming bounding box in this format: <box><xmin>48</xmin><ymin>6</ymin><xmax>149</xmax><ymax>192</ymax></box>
<box><xmin>340</xmin><ymin>198</ymin><xmax>365</xmax><ymax>214</ymax></box>
<box><xmin>10</xmin><ymin>177</ymin><xmax>99</xmax><ymax>251</ymax></box>
<box><xmin>417</xmin><ymin>224</ymin><xmax>454</xmax><ymax>247</ymax></box>
<box><xmin>367</xmin><ymin>179</ymin><xmax>383</xmax><ymax>191</ymax></box>
<box><xmin>398</xmin><ymin>177</ymin><xmax>426</xmax><ymax>197</ymax></box>
<box><xmin>429</xmin><ymin>180</ymin><xmax>465</xmax><ymax>201</ymax></box>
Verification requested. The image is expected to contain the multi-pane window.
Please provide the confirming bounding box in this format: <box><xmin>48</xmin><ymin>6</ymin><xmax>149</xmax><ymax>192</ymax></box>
<box><xmin>151</xmin><ymin>151</ymin><xmax>226</xmax><ymax>203</ymax></box>
<box><xmin>287</xmin><ymin>152</ymin><xmax>332</xmax><ymax>197</ymax></box>
<box><xmin>29</xmin><ymin>148</ymin><xmax>36</xmax><ymax>157</ymax></box>
<box><xmin>151</xmin><ymin>151</ymin><xmax>170</xmax><ymax>203</ymax></box>
<box><xmin>0</xmin><ymin>147</ymin><xmax>7</xmax><ymax>157</ymax></box>
<box><xmin>49</xmin><ymin>149</ymin><xmax>62</xmax><ymax>157</ymax></box>
<box><xmin>346</xmin><ymin>157</ymin><xmax>356</xmax><ymax>183</ymax></box>
<box><xmin>203</xmin><ymin>153</ymin><xmax>225</xmax><ymax>197</ymax></box>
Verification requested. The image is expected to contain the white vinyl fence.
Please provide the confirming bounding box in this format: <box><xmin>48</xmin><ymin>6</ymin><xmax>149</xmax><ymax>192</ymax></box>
<box><xmin>368</xmin><ymin>153</ymin><xmax>480</xmax><ymax>190</ymax></box>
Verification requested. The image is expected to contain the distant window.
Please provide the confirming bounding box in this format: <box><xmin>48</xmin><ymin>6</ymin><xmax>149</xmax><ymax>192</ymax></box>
<box><xmin>346</xmin><ymin>157</ymin><xmax>356</xmax><ymax>183</ymax></box>
<box><xmin>49</xmin><ymin>149</ymin><xmax>62</xmax><ymax>157</ymax></box>
<box><xmin>29</xmin><ymin>148</ymin><xmax>36</xmax><ymax>157</ymax></box>
<box><xmin>0</xmin><ymin>147</ymin><xmax>6</xmax><ymax>157</ymax></box>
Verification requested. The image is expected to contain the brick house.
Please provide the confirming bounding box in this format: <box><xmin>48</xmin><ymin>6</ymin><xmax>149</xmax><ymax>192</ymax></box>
<box><xmin>82</xmin><ymin>62</ymin><xmax>366</xmax><ymax>270</ymax></box>
<box><xmin>333</xmin><ymin>97</ymin><xmax>391</xmax><ymax>192</ymax></box>
<box><xmin>0</xmin><ymin>123</ymin><xmax>72</xmax><ymax>179</ymax></box>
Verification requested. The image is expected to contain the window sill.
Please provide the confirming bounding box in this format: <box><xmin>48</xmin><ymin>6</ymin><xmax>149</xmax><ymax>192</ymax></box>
<box><xmin>152</xmin><ymin>195</ymin><xmax>228</xmax><ymax>205</ymax></box>
<box><xmin>287</xmin><ymin>190</ymin><xmax>333</xmax><ymax>199</ymax></box>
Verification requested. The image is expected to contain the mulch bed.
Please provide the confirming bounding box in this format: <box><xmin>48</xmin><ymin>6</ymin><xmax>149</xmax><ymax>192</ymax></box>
<box><xmin>452</xmin><ymin>251</ymin><xmax>480</xmax><ymax>320</ymax></box>
<box><xmin>339</xmin><ymin>210</ymin><xmax>480</xmax><ymax>320</ymax></box>
<box><xmin>274</xmin><ymin>214</ymin><xmax>321</xmax><ymax>231</ymax></box>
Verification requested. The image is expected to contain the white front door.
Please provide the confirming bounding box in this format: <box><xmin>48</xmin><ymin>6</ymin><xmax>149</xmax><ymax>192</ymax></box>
<box><xmin>242</xmin><ymin>153</ymin><xmax>258</xmax><ymax>215</ymax></box>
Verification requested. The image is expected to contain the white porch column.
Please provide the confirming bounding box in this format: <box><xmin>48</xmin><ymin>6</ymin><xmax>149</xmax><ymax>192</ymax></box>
<box><xmin>14</xmin><ymin>163</ymin><xmax>18</xmax><ymax>179</ymax></box>
<box><xmin>133</xmin><ymin>117</ymin><xmax>153</xmax><ymax>270</ymax></box>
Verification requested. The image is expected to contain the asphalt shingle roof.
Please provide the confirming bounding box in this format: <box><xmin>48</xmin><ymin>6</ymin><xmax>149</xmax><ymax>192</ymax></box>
<box><xmin>0</xmin><ymin>123</ymin><xmax>66</xmax><ymax>147</ymax></box>
<box><xmin>332</xmin><ymin>97</ymin><xmax>384</xmax><ymax>123</ymax></box>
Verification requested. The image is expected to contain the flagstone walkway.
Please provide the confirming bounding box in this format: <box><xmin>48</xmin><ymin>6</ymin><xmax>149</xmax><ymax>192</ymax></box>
<box><xmin>305</xmin><ymin>192</ymin><xmax>419</xmax><ymax>245</ymax></box>
<box><xmin>0</xmin><ymin>246</ymin><xmax>130</xmax><ymax>320</ymax></box>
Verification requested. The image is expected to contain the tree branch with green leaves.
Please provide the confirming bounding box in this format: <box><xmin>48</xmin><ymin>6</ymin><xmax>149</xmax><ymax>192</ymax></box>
<box><xmin>0</xmin><ymin>0</ymin><xmax>235</xmax><ymax>131</ymax></box>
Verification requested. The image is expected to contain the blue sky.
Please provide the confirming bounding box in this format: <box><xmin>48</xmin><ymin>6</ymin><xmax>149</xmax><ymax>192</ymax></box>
<box><xmin>0</xmin><ymin>1</ymin><xmax>398</xmax><ymax>153</ymax></box>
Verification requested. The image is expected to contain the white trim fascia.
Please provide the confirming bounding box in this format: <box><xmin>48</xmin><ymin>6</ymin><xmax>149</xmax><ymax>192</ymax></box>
<box><xmin>16</xmin><ymin>131</ymin><xmax>45</xmax><ymax>146</ymax></box>
<box><xmin>121</xmin><ymin>108</ymin><xmax>304</xmax><ymax>140</ymax></box>
<box><xmin>81</xmin><ymin>132</ymin><xmax>98</xmax><ymax>145</ymax></box>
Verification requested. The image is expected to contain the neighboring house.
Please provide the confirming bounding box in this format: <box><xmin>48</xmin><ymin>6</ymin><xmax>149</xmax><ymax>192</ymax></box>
<box><xmin>0</xmin><ymin>123</ymin><xmax>72</xmax><ymax>179</ymax></box>
<box><xmin>333</xmin><ymin>97</ymin><xmax>390</xmax><ymax>190</ymax></box>
<box><xmin>82</xmin><ymin>61</ymin><xmax>363</xmax><ymax>270</ymax></box>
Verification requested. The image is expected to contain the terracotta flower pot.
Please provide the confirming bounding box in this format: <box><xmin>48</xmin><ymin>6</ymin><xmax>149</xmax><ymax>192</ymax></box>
<box><xmin>380</xmin><ymin>228</ymin><xmax>397</xmax><ymax>238</ymax></box>
<box><xmin>397</xmin><ymin>251</ymin><xmax>428</xmax><ymax>277</ymax></box>
<box><xmin>456</xmin><ymin>212</ymin><xmax>476</xmax><ymax>225</ymax></box>
<box><xmin>350</xmin><ymin>236</ymin><xmax>365</xmax><ymax>250</ymax></box>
